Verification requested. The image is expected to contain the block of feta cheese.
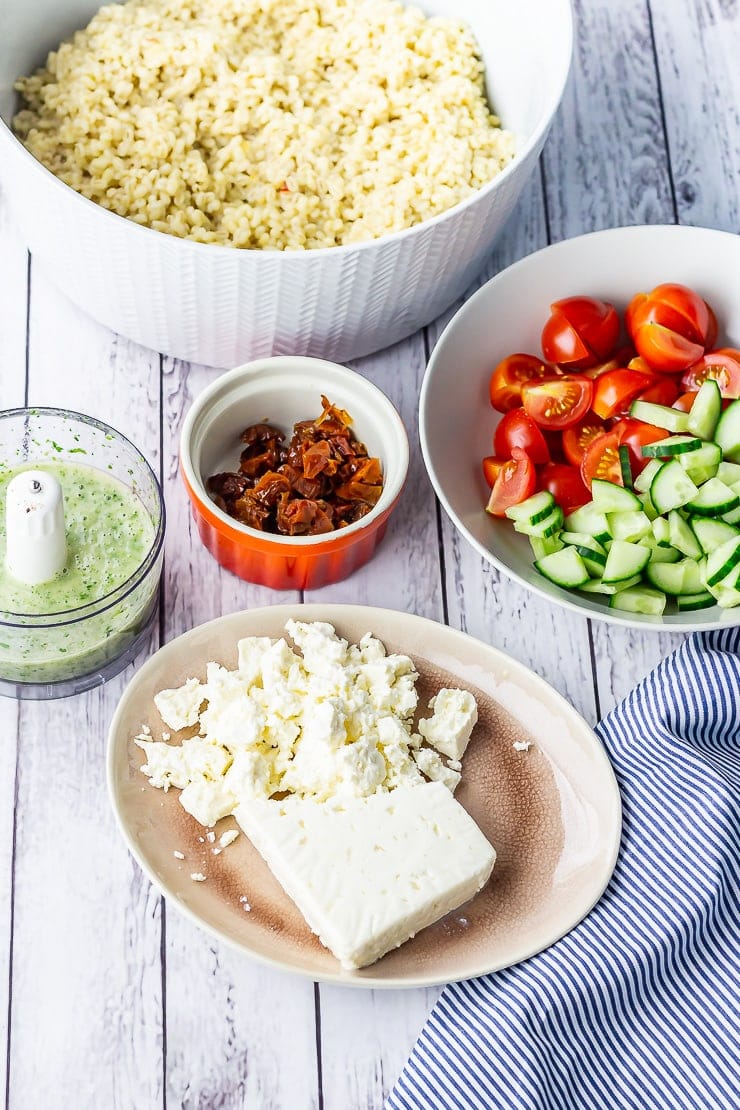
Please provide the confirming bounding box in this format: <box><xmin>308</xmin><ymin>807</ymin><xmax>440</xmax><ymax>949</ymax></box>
<box><xmin>417</xmin><ymin>688</ymin><xmax>478</xmax><ymax>761</ymax></box>
<box><xmin>234</xmin><ymin>781</ymin><xmax>495</xmax><ymax>970</ymax></box>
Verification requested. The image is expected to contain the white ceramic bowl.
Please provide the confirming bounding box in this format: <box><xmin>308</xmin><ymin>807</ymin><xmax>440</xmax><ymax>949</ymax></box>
<box><xmin>0</xmin><ymin>0</ymin><xmax>572</xmax><ymax>367</ymax></box>
<box><xmin>179</xmin><ymin>356</ymin><xmax>409</xmax><ymax>589</ymax></box>
<box><xmin>420</xmin><ymin>224</ymin><xmax>740</xmax><ymax>632</ymax></box>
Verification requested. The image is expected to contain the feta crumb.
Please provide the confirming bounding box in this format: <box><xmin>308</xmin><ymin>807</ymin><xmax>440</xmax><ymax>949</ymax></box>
<box><xmin>173</xmin><ymin>850</ymin><xmax>185</xmax><ymax>860</ymax></box>
<box><xmin>219</xmin><ymin>830</ymin><xmax>239</xmax><ymax>848</ymax></box>
<box><xmin>190</xmin><ymin>872</ymin><xmax>207</xmax><ymax>882</ymax></box>
<box><xmin>413</xmin><ymin>747</ymin><xmax>462</xmax><ymax>793</ymax></box>
<box><xmin>513</xmin><ymin>740</ymin><xmax>532</xmax><ymax>752</ymax></box>
<box><xmin>206</xmin><ymin>830</ymin><xmax>216</xmax><ymax>843</ymax></box>
<box><xmin>212</xmin><ymin>847</ymin><xmax>222</xmax><ymax>856</ymax></box>
<box><xmin>154</xmin><ymin>677</ymin><xmax>205</xmax><ymax>731</ymax></box>
<box><xmin>418</xmin><ymin>688</ymin><xmax>478</xmax><ymax>761</ymax></box>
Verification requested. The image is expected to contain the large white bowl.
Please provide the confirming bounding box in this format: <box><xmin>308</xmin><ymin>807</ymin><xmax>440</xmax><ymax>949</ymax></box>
<box><xmin>420</xmin><ymin>224</ymin><xmax>740</xmax><ymax>632</ymax></box>
<box><xmin>0</xmin><ymin>0</ymin><xmax>572</xmax><ymax>367</ymax></box>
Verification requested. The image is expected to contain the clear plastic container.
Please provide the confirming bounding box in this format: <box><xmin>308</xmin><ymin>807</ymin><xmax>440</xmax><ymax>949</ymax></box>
<box><xmin>0</xmin><ymin>408</ymin><xmax>165</xmax><ymax>699</ymax></box>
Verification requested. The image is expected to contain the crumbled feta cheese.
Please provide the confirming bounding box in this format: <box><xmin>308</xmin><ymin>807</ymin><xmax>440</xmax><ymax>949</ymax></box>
<box><xmin>153</xmin><ymin>677</ymin><xmax>205</xmax><ymax>731</ymax></box>
<box><xmin>413</xmin><ymin>747</ymin><xmax>462</xmax><ymax>792</ymax></box>
<box><xmin>418</xmin><ymin>688</ymin><xmax>478</xmax><ymax>761</ymax></box>
<box><xmin>190</xmin><ymin>872</ymin><xmax>207</xmax><ymax>882</ymax></box>
<box><xmin>219</xmin><ymin>829</ymin><xmax>239</xmax><ymax>848</ymax></box>
<box><xmin>513</xmin><ymin>739</ymin><xmax>532</xmax><ymax>752</ymax></box>
<box><xmin>173</xmin><ymin>850</ymin><xmax>185</xmax><ymax>860</ymax></box>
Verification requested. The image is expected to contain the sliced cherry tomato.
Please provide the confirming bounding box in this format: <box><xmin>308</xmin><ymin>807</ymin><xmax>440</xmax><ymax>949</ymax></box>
<box><xmin>521</xmin><ymin>376</ymin><xmax>593</xmax><ymax>430</ymax></box>
<box><xmin>580</xmin><ymin>429</ymin><xmax>624</xmax><ymax>488</ymax></box>
<box><xmin>489</xmin><ymin>353</ymin><xmax>551</xmax><ymax>413</ymax></box>
<box><xmin>612</xmin><ymin>418</ymin><xmax>670</xmax><ymax>476</ymax></box>
<box><xmin>485</xmin><ymin>447</ymin><xmax>536</xmax><ymax>517</ymax></box>
<box><xmin>482</xmin><ymin>455</ymin><xmax>508</xmax><ymax>488</ymax></box>
<box><xmin>634</xmin><ymin>377</ymin><xmax>679</xmax><ymax>407</ymax></box>
<box><xmin>541</xmin><ymin>297</ymin><xmax>620</xmax><ymax>368</ymax></box>
<box><xmin>580</xmin><ymin>344</ymin><xmax>636</xmax><ymax>380</ymax></box>
<box><xmin>705</xmin><ymin>303</ymin><xmax>718</xmax><ymax>350</ymax></box>
<box><xmin>626</xmin><ymin>284</ymin><xmax>712</xmax><ymax>346</ymax></box>
<box><xmin>562</xmin><ymin>416</ymin><xmax>607</xmax><ymax>466</ymax></box>
<box><xmin>591</xmin><ymin>368</ymin><xmax>656</xmax><ymax>419</ymax></box>
<box><xmin>493</xmin><ymin>408</ymin><xmax>551</xmax><ymax>464</ymax></box>
<box><xmin>681</xmin><ymin>350</ymin><xmax>740</xmax><ymax>398</ymax></box>
<box><xmin>538</xmin><ymin>463</ymin><xmax>590</xmax><ymax>514</ymax></box>
<box><xmin>673</xmin><ymin>391</ymin><xmax>699</xmax><ymax>412</ymax></box>
<box><xmin>627</xmin><ymin>355</ymin><xmax>654</xmax><ymax>374</ymax></box>
<box><xmin>633</xmin><ymin>321</ymin><xmax>704</xmax><ymax>374</ymax></box>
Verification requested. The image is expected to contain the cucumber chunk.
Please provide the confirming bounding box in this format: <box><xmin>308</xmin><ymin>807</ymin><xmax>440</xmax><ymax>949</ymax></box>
<box><xmin>686</xmin><ymin>379</ymin><xmax>722</xmax><ymax>440</ymax></box>
<box><xmin>705</xmin><ymin>536</ymin><xmax>740</xmax><ymax>587</ymax></box>
<box><xmin>684</xmin><ymin>478</ymin><xmax>740</xmax><ymax>518</ymax></box>
<box><xmin>618</xmin><ymin>445</ymin><xmax>634</xmax><ymax>490</ymax></box>
<box><xmin>650</xmin><ymin>459</ymin><xmax>699</xmax><ymax>514</ymax></box>
<box><xmin>564</xmin><ymin>505</ymin><xmax>611</xmax><ymax>544</ymax></box>
<box><xmin>578</xmin><ymin>575</ymin><xmax>642</xmax><ymax>595</ymax></box>
<box><xmin>668</xmin><ymin>510</ymin><xmax>703</xmax><ymax>559</ymax></box>
<box><xmin>714</xmin><ymin>399</ymin><xmax>740</xmax><ymax>463</ymax></box>
<box><xmin>609</xmin><ymin>586</ymin><xmax>667</xmax><ymax>616</ymax></box>
<box><xmin>602</xmin><ymin>539</ymin><xmax>651</xmax><ymax>583</ymax></box>
<box><xmin>607</xmin><ymin>510</ymin><xmax>652</xmax><ymax>543</ymax></box>
<box><xmin>513</xmin><ymin>505</ymin><xmax>564</xmax><ymax>538</ymax></box>
<box><xmin>651</xmin><ymin>515</ymin><xmax>672</xmax><ymax>546</ymax></box>
<box><xmin>506</xmin><ymin>490</ymin><xmax>555</xmax><ymax>525</ymax></box>
<box><xmin>648</xmin><ymin>543</ymin><xmax>682</xmax><ymax>565</ymax></box>
<box><xmin>630</xmin><ymin>400</ymin><xmax>689</xmax><ymax>432</ymax></box>
<box><xmin>634</xmin><ymin>459</ymin><xmax>664</xmax><ymax>494</ymax></box>
<box><xmin>678</xmin><ymin>441</ymin><xmax>722</xmax><ymax>481</ymax></box>
<box><xmin>559</xmin><ymin>531</ymin><xmax>607</xmax><ymax>555</ymax></box>
<box><xmin>535</xmin><ymin>547</ymin><xmax>590</xmax><ymax>589</ymax></box>
<box><xmin>529</xmin><ymin>534</ymin><xmax>564</xmax><ymax>560</ymax></box>
<box><xmin>638</xmin><ymin>491</ymin><xmax>659</xmax><ymax>521</ymax></box>
<box><xmin>677</xmin><ymin>591</ymin><xmax>716</xmax><ymax>612</ymax></box>
<box><xmin>641</xmin><ymin>434</ymin><xmax>704</xmax><ymax>458</ymax></box>
<box><xmin>717</xmin><ymin>461</ymin><xmax>740</xmax><ymax>488</ymax></box>
<box><xmin>689</xmin><ymin>516</ymin><xmax>740</xmax><ymax>556</ymax></box>
<box><xmin>645</xmin><ymin>558</ymin><xmax>703</xmax><ymax>595</ymax></box>
<box><xmin>590</xmin><ymin>479</ymin><xmax>641</xmax><ymax>512</ymax></box>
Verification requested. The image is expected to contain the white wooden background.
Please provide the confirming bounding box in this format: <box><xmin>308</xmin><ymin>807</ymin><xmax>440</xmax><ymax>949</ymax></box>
<box><xmin>1</xmin><ymin>0</ymin><xmax>739</xmax><ymax>1106</ymax></box>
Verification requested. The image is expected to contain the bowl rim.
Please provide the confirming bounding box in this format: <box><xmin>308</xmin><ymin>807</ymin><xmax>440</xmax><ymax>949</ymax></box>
<box><xmin>420</xmin><ymin>223</ymin><xmax>740</xmax><ymax>633</ymax></box>
<box><xmin>180</xmin><ymin>356</ymin><xmax>410</xmax><ymax>548</ymax></box>
<box><xmin>0</xmin><ymin>0</ymin><xmax>573</xmax><ymax>258</ymax></box>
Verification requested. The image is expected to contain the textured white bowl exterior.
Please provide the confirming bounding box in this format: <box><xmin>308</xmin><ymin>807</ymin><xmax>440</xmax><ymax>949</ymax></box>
<box><xmin>420</xmin><ymin>224</ymin><xmax>740</xmax><ymax>632</ymax></box>
<box><xmin>0</xmin><ymin>0</ymin><xmax>572</xmax><ymax>367</ymax></box>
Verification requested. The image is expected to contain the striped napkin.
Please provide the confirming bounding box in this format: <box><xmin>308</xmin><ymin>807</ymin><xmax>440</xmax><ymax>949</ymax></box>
<box><xmin>388</xmin><ymin>629</ymin><xmax>739</xmax><ymax>1110</ymax></box>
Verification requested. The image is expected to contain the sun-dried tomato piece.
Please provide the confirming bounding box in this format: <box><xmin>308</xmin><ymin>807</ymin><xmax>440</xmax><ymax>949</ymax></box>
<box><xmin>206</xmin><ymin>472</ymin><xmax>249</xmax><ymax>502</ymax></box>
<box><xmin>231</xmin><ymin>494</ymin><xmax>271</xmax><ymax>530</ymax></box>
<box><xmin>251</xmin><ymin>470</ymin><xmax>291</xmax><ymax>507</ymax></box>
<box><xmin>276</xmin><ymin>494</ymin><xmax>334</xmax><ymax>536</ymax></box>
<box><xmin>240</xmin><ymin>423</ymin><xmax>284</xmax><ymax>448</ymax></box>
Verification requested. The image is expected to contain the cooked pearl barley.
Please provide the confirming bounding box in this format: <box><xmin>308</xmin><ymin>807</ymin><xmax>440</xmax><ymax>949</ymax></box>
<box><xmin>13</xmin><ymin>0</ymin><xmax>515</xmax><ymax>250</ymax></box>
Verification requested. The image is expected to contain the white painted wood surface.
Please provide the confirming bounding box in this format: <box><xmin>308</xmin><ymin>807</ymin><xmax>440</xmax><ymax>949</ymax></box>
<box><xmin>0</xmin><ymin>0</ymin><xmax>738</xmax><ymax>1105</ymax></box>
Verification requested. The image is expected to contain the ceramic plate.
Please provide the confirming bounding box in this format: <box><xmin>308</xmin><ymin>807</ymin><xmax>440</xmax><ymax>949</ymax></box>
<box><xmin>107</xmin><ymin>604</ymin><xmax>621</xmax><ymax>988</ymax></box>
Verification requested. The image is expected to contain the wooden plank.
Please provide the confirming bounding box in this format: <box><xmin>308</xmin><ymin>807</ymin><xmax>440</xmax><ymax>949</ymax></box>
<box><xmin>650</xmin><ymin>0</ymin><xmax>740</xmax><ymax>231</ymax></box>
<box><xmin>6</xmin><ymin>268</ymin><xmax>164</xmax><ymax>1110</ymax></box>
<box><xmin>160</xmin><ymin>356</ymin><xmax>319</xmax><ymax>1110</ymax></box>
<box><xmin>0</xmin><ymin>188</ymin><xmax>28</xmax><ymax>1104</ymax></box>
<box><xmin>303</xmin><ymin>332</ymin><xmax>444</xmax><ymax>1109</ymax></box>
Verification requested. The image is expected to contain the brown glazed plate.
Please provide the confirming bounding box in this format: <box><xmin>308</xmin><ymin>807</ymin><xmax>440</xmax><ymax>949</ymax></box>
<box><xmin>107</xmin><ymin>604</ymin><xmax>622</xmax><ymax>988</ymax></box>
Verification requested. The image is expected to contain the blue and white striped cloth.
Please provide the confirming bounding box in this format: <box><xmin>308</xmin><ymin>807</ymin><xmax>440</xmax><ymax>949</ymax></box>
<box><xmin>389</xmin><ymin>629</ymin><xmax>739</xmax><ymax>1110</ymax></box>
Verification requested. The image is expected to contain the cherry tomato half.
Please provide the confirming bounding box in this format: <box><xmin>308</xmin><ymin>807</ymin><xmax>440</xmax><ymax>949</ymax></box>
<box><xmin>485</xmin><ymin>447</ymin><xmax>537</xmax><ymax>517</ymax></box>
<box><xmin>481</xmin><ymin>456</ymin><xmax>508</xmax><ymax>488</ymax></box>
<box><xmin>562</xmin><ymin>416</ymin><xmax>607</xmax><ymax>467</ymax></box>
<box><xmin>627</xmin><ymin>284</ymin><xmax>711</xmax><ymax>346</ymax></box>
<box><xmin>673</xmin><ymin>391</ymin><xmax>699</xmax><ymax>413</ymax></box>
<box><xmin>538</xmin><ymin>463</ymin><xmax>590</xmax><ymax>514</ymax></box>
<box><xmin>682</xmin><ymin>350</ymin><xmax>740</xmax><ymax>398</ymax></box>
<box><xmin>580</xmin><ymin>344</ymin><xmax>637</xmax><ymax>380</ymax></box>
<box><xmin>581</xmin><ymin>429</ymin><xmax>624</xmax><ymax>488</ymax></box>
<box><xmin>633</xmin><ymin>321</ymin><xmax>704</xmax><ymax>374</ymax></box>
<box><xmin>541</xmin><ymin>297</ymin><xmax>620</xmax><ymax>369</ymax></box>
<box><xmin>521</xmin><ymin>376</ymin><xmax>593</xmax><ymax>430</ymax></box>
<box><xmin>493</xmin><ymin>408</ymin><xmax>550</xmax><ymax>464</ymax></box>
<box><xmin>591</xmin><ymin>368</ymin><xmax>656</xmax><ymax>420</ymax></box>
<box><xmin>611</xmin><ymin>418</ymin><xmax>670</xmax><ymax>476</ymax></box>
<box><xmin>489</xmin><ymin>353</ymin><xmax>551</xmax><ymax>413</ymax></box>
<box><xmin>634</xmin><ymin>377</ymin><xmax>679</xmax><ymax>407</ymax></box>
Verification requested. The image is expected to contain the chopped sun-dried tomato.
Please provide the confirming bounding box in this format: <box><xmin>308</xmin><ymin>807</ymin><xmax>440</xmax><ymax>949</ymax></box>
<box><xmin>206</xmin><ymin>397</ymin><xmax>384</xmax><ymax>535</ymax></box>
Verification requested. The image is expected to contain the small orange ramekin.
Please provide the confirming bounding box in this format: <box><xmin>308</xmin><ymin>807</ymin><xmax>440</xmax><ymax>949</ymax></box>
<box><xmin>179</xmin><ymin>357</ymin><xmax>409</xmax><ymax>590</ymax></box>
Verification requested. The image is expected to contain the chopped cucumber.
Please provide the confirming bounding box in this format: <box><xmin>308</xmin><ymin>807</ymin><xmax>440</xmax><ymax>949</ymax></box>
<box><xmin>645</xmin><ymin>558</ymin><xmax>704</xmax><ymax>595</ymax></box>
<box><xmin>705</xmin><ymin>536</ymin><xmax>740</xmax><ymax>587</ymax></box>
<box><xmin>609</xmin><ymin>586</ymin><xmax>667</xmax><ymax>616</ymax></box>
<box><xmin>668</xmin><ymin>510</ymin><xmax>703</xmax><ymax>559</ymax></box>
<box><xmin>590</xmin><ymin>479</ymin><xmax>641</xmax><ymax>512</ymax></box>
<box><xmin>651</xmin><ymin>515</ymin><xmax>672</xmax><ymax>546</ymax></box>
<box><xmin>722</xmin><ymin>503</ymin><xmax>740</xmax><ymax>525</ymax></box>
<box><xmin>714</xmin><ymin>399</ymin><xmax>740</xmax><ymax>463</ymax></box>
<box><xmin>529</xmin><ymin>534</ymin><xmax>564</xmax><ymax>560</ymax></box>
<box><xmin>634</xmin><ymin>459</ymin><xmax>664</xmax><ymax>494</ymax></box>
<box><xmin>641</xmin><ymin>434</ymin><xmax>704</xmax><ymax>458</ymax></box>
<box><xmin>607</xmin><ymin>510</ymin><xmax>652</xmax><ymax>543</ymax></box>
<box><xmin>689</xmin><ymin>517</ymin><xmax>739</xmax><ymax>556</ymax></box>
<box><xmin>578</xmin><ymin>575</ymin><xmax>642</xmax><ymax>595</ymax></box>
<box><xmin>678</xmin><ymin>441</ymin><xmax>722</xmax><ymax>481</ymax></box>
<box><xmin>513</xmin><ymin>505</ymin><xmax>564</xmax><ymax>538</ymax></box>
<box><xmin>650</xmin><ymin>459</ymin><xmax>699</xmax><ymax>514</ymax></box>
<box><xmin>648</xmin><ymin>544</ymin><xmax>682</xmax><ymax>564</ymax></box>
<box><xmin>713</xmin><ymin>584</ymin><xmax>740</xmax><ymax>609</ymax></box>
<box><xmin>630</xmin><ymin>400</ymin><xmax>689</xmax><ymax>433</ymax></box>
<box><xmin>717</xmin><ymin>461</ymin><xmax>740</xmax><ymax>488</ymax></box>
<box><xmin>686</xmin><ymin>379</ymin><xmax>722</xmax><ymax>440</ymax></box>
<box><xmin>535</xmin><ymin>547</ymin><xmax>590</xmax><ymax>589</ymax></box>
<box><xmin>638</xmin><ymin>491</ymin><xmax>659</xmax><ymax>521</ymax></box>
<box><xmin>677</xmin><ymin>591</ymin><xmax>716</xmax><ymax>612</ymax></box>
<box><xmin>564</xmin><ymin>505</ymin><xmax>612</xmax><ymax>545</ymax></box>
<box><xmin>559</xmin><ymin>531</ymin><xmax>607</xmax><ymax>556</ymax></box>
<box><xmin>618</xmin><ymin>445</ymin><xmax>634</xmax><ymax>490</ymax></box>
<box><xmin>602</xmin><ymin>539</ymin><xmax>651</xmax><ymax>584</ymax></box>
<box><xmin>684</xmin><ymin>478</ymin><xmax>740</xmax><ymax>518</ymax></box>
<box><xmin>506</xmin><ymin>490</ymin><xmax>555</xmax><ymax>525</ymax></box>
